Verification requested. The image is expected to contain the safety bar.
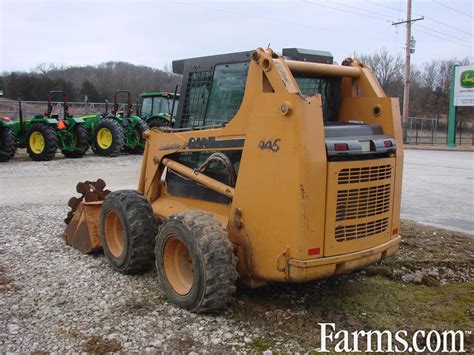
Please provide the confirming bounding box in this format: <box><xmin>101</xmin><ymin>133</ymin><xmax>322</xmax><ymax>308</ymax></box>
<box><xmin>161</xmin><ymin>158</ymin><xmax>235</xmax><ymax>198</ymax></box>
<box><xmin>286</xmin><ymin>60</ymin><xmax>361</xmax><ymax>78</ymax></box>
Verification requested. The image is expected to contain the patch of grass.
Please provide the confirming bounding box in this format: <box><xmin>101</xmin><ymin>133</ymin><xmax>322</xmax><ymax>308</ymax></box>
<box><xmin>250</xmin><ymin>338</ymin><xmax>276</xmax><ymax>352</ymax></box>
<box><xmin>232</xmin><ymin>276</ymin><xmax>473</xmax><ymax>350</ymax></box>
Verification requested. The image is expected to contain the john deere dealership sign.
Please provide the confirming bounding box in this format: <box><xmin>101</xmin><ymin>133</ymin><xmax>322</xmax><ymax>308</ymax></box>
<box><xmin>454</xmin><ymin>66</ymin><xmax>474</xmax><ymax>106</ymax></box>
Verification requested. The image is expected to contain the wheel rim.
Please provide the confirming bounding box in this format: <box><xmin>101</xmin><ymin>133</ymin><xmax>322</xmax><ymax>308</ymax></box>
<box><xmin>163</xmin><ymin>236</ymin><xmax>194</xmax><ymax>295</ymax></box>
<box><xmin>104</xmin><ymin>211</ymin><xmax>124</xmax><ymax>258</ymax></box>
<box><xmin>97</xmin><ymin>128</ymin><xmax>113</xmax><ymax>149</ymax></box>
<box><xmin>29</xmin><ymin>131</ymin><xmax>45</xmax><ymax>154</ymax></box>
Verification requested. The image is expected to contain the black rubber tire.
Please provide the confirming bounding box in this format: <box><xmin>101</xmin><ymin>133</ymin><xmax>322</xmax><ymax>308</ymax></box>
<box><xmin>26</xmin><ymin>123</ymin><xmax>57</xmax><ymax>161</ymax></box>
<box><xmin>147</xmin><ymin>118</ymin><xmax>171</xmax><ymax>129</ymax></box>
<box><xmin>100</xmin><ymin>190</ymin><xmax>157</xmax><ymax>274</ymax></box>
<box><xmin>62</xmin><ymin>124</ymin><xmax>89</xmax><ymax>158</ymax></box>
<box><xmin>127</xmin><ymin>120</ymin><xmax>149</xmax><ymax>155</ymax></box>
<box><xmin>93</xmin><ymin>118</ymin><xmax>124</xmax><ymax>157</ymax></box>
<box><xmin>0</xmin><ymin>126</ymin><xmax>16</xmax><ymax>162</ymax></box>
<box><xmin>155</xmin><ymin>210</ymin><xmax>238</xmax><ymax>313</ymax></box>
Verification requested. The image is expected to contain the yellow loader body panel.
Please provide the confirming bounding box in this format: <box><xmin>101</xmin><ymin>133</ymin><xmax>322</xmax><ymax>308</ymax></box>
<box><xmin>135</xmin><ymin>48</ymin><xmax>404</xmax><ymax>286</ymax></box>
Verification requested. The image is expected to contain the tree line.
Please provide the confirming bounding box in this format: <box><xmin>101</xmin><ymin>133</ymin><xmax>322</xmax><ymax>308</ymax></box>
<box><xmin>359</xmin><ymin>48</ymin><xmax>472</xmax><ymax>124</ymax></box>
<box><xmin>0</xmin><ymin>51</ymin><xmax>472</xmax><ymax>123</ymax></box>
<box><xmin>0</xmin><ymin>61</ymin><xmax>181</xmax><ymax>103</ymax></box>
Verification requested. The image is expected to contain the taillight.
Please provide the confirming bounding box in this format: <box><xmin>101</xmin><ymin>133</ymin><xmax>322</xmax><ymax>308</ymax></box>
<box><xmin>334</xmin><ymin>143</ymin><xmax>348</xmax><ymax>151</ymax></box>
<box><xmin>384</xmin><ymin>140</ymin><xmax>393</xmax><ymax>148</ymax></box>
<box><xmin>2</xmin><ymin>116</ymin><xmax>11</xmax><ymax>122</ymax></box>
<box><xmin>308</xmin><ymin>247</ymin><xmax>321</xmax><ymax>256</ymax></box>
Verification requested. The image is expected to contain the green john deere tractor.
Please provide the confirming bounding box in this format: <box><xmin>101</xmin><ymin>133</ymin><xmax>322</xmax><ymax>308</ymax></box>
<box><xmin>0</xmin><ymin>116</ymin><xmax>16</xmax><ymax>162</ymax></box>
<box><xmin>1</xmin><ymin>92</ymin><xmax>89</xmax><ymax>162</ymax></box>
<box><xmin>83</xmin><ymin>90</ymin><xmax>148</xmax><ymax>156</ymax></box>
<box><xmin>139</xmin><ymin>89</ymin><xmax>179</xmax><ymax>128</ymax></box>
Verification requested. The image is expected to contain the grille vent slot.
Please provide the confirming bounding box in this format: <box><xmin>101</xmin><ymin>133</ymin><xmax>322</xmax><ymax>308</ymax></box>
<box><xmin>335</xmin><ymin>218</ymin><xmax>389</xmax><ymax>242</ymax></box>
<box><xmin>336</xmin><ymin>184</ymin><xmax>391</xmax><ymax>221</ymax></box>
<box><xmin>338</xmin><ymin>165</ymin><xmax>392</xmax><ymax>184</ymax></box>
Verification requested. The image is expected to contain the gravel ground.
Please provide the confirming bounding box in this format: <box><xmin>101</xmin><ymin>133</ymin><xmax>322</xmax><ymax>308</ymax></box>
<box><xmin>1</xmin><ymin>153</ymin><xmax>472</xmax><ymax>352</ymax></box>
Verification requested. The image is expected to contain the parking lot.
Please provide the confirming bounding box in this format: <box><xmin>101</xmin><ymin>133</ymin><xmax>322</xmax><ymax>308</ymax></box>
<box><xmin>401</xmin><ymin>149</ymin><xmax>474</xmax><ymax>234</ymax></box>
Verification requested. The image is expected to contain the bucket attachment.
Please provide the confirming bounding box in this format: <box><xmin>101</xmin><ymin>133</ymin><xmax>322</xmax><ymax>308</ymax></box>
<box><xmin>63</xmin><ymin>179</ymin><xmax>111</xmax><ymax>254</ymax></box>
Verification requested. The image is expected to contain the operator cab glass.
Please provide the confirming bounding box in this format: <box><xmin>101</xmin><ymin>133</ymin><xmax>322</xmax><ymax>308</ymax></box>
<box><xmin>180</xmin><ymin>62</ymin><xmax>249</xmax><ymax>128</ymax></box>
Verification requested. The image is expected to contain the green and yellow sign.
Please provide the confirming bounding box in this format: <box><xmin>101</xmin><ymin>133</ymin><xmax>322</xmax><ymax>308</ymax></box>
<box><xmin>454</xmin><ymin>65</ymin><xmax>474</xmax><ymax>106</ymax></box>
<box><xmin>460</xmin><ymin>70</ymin><xmax>474</xmax><ymax>88</ymax></box>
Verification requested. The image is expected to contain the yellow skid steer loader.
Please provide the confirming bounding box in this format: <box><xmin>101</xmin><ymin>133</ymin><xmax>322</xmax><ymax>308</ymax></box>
<box><xmin>64</xmin><ymin>47</ymin><xmax>403</xmax><ymax>313</ymax></box>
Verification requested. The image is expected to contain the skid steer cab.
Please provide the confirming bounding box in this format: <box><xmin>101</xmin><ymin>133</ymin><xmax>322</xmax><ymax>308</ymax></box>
<box><xmin>82</xmin><ymin>90</ymin><xmax>149</xmax><ymax>156</ymax></box>
<box><xmin>64</xmin><ymin>47</ymin><xmax>403</xmax><ymax>313</ymax></box>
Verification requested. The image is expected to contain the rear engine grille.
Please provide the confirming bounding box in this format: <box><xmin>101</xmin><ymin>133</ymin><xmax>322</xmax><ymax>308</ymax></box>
<box><xmin>336</xmin><ymin>184</ymin><xmax>391</xmax><ymax>221</ymax></box>
<box><xmin>338</xmin><ymin>165</ymin><xmax>392</xmax><ymax>184</ymax></box>
<box><xmin>335</xmin><ymin>218</ymin><xmax>389</xmax><ymax>242</ymax></box>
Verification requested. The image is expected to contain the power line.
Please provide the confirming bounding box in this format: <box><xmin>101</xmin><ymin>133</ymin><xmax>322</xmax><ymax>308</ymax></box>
<box><xmin>333</xmin><ymin>0</ymin><xmax>472</xmax><ymax>45</ymax></box>
<box><xmin>305</xmin><ymin>1</ymin><xmax>391</xmax><ymax>23</ymax></box>
<box><xmin>432</xmin><ymin>1</ymin><xmax>474</xmax><ymax>19</ymax></box>
<box><xmin>425</xmin><ymin>18</ymin><xmax>472</xmax><ymax>37</ymax></box>
<box><xmin>175</xmin><ymin>1</ymin><xmax>389</xmax><ymax>44</ymax></box>
<box><xmin>414</xmin><ymin>27</ymin><xmax>473</xmax><ymax>49</ymax></box>
<box><xmin>368</xmin><ymin>0</ymin><xmax>472</xmax><ymax>37</ymax></box>
<box><xmin>368</xmin><ymin>1</ymin><xmax>422</xmax><ymax>17</ymax></box>
<box><xmin>329</xmin><ymin>1</ymin><xmax>394</xmax><ymax>20</ymax></box>
<box><xmin>417</xmin><ymin>24</ymin><xmax>473</xmax><ymax>46</ymax></box>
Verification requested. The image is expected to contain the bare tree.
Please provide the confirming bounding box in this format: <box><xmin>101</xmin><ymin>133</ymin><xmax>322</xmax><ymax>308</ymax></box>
<box><xmin>360</xmin><ymin>48</ymin><xmax>404</xmax><ymax>90</ymax></box>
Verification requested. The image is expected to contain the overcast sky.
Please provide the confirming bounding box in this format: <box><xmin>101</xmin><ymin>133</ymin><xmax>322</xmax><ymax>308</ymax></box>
<box><xmin>0</xmin><ymin>0</ymin><xmax>472</xmax><ymax>73</ymax></box>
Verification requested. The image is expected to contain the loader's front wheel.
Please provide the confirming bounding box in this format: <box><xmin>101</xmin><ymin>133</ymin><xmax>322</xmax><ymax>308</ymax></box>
<box><xmin>156</xmin><ymin>211</ymin><xmax>238</xmax><ymax>313</ymax></box>
<box><xmin>100</xmin><ymin>190</ymin><xmax>156</xmax><ymax>274</ymax></box>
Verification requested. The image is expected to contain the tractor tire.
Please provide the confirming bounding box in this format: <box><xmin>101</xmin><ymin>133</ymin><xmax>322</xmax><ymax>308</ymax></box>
<box><xmin>100</xmin><ymin>190</ymin><xmax>157</xmax><ymax>274</ymax></box>
<box><xmin>62</xmin><ymin>124</ymin><xmax>89</xmax><ymax>158</ymax></box>
<box><xmin>127</xmin><ymin>120</ymin><xmax>149</xmax><ymax>155</ymax></box>
<box><xmin>93</xmin><ymin>118</ymin><xmax>124</xmax><ymax>157</ymax></box>
<box><xmin>26</xmin><ymin>123</ymin><xmax>57</xmax><ymax>161</ymax></box>
<box><xmin>155</xmin><ymin>210</ymin><xmax>238</xmax><ymax>313</ymax></box>
<box><xmin>0</xmin><ymin>126</ymin><xmax>16</xmax><ymax>162</ymax></box>
<box><xmin>148</xmin><ymin>118</ymin><xmax>171</xmax><ymax>129</ymax></box>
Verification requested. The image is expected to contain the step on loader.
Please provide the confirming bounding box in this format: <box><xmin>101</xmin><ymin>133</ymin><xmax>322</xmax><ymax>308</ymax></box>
<box><xmin>64</xmin><ymin>47</ymin><xmax>403</xmax><ymax>313</ymax></box>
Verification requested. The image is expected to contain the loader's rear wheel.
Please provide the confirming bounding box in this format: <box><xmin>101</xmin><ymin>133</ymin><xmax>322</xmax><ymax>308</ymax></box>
<box><xmin>100</xmin><ymin>190</ymin><xmax>156</xmax><ymax>274</ymax></box>
<box><xmin>26</xmin><ymin>123</ymin><xmax>57</xmax><ymax>161</ymax></box>
<box><xmin>0</xmin><ymin>126</ymin><xmax>16</xmax><ymax>162</ymax></box>
<box><xmin>62</xmin><ymin>124</ymin><xmax>89</xmax><ymax>158</ymax></box>
<box><xmin>127</xmin><ymin>120</ymin><xmax>149</xmax><ymax>155</ymax></box>
<box><xmin>93</xmin><ymin>118</ymin><xmax>124</xmax><ymax>156</ymax></box>
<box><xmin>156</xmin><ymin>211</ymin><xmax>238</xmax><ymax>313</ymax></box>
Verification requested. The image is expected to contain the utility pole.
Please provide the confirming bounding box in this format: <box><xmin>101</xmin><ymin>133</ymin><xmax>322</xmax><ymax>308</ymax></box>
<box><xmin>392</xmin><ymin>0</ymin><xmax>423</xmax><ymax>143</ymax></box>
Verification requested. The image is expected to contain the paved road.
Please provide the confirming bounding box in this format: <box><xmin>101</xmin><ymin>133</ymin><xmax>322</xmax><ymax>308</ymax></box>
<box><xmin>402</xmin><ymin>149</ymin><xmax>474</xmax><ymax>234</ymax></box>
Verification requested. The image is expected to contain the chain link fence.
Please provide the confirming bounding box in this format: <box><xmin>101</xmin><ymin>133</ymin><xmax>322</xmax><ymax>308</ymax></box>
<box><xmin>405</xmin><ymin>117</ymin><xmax>474</xmax><ymax>146</ymax></box>
<box><xmin>0</xmin><ymin>100</ymin><xmax>140</xmax><ymax>121</ymax></box>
